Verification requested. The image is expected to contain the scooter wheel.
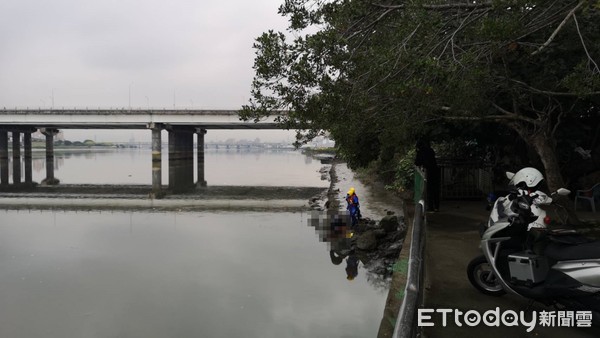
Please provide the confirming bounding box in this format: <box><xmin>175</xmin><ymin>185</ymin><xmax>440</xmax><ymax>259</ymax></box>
<box><xmin>467</xmin><ymin>255</ymin><xmax>506</xmax><ymax>297</ymax></box>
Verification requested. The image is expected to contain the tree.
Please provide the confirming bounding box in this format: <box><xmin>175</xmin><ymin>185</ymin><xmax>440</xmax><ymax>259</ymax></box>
<box><xmin>83</xmin><ymin>139</ymin><xmax>96</xmax><ymax>147</ymax></box>
<box><xmin>242</xmin><ymin>0</ymin><xmax>600</xmax><ymax>193</ymax></box>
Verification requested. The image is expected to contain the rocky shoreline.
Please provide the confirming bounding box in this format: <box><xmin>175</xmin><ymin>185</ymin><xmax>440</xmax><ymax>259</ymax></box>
<box><xmin>309</xmin><ymin>158</ymin><xmax>407</xmax><ymax>284</ymax></box>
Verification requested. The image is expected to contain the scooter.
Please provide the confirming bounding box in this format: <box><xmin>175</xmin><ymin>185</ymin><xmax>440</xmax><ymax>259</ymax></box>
<box><xmin>467</xmin><ymin>172</ymin><xmax>600</xmax><ymax>322</ymax></box>
<box><xmin>486</xmin><ymin>188</ymin><xmax>551</xmax><ymax>233</ymax></box>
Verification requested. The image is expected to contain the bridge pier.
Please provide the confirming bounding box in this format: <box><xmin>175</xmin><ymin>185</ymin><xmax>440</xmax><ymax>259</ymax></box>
<box><xmin>149</xmin><ymin>124</ymin><xmax>164</xmax><ymax>198</ymax></box>
<box><xmin>23</xmin><ymin>131</ymin><xmax>33</xmax><ymax>184</ymax></box>
<box><xmin>41</xmin><ymin>128</ymin><xmax>60</xmax><ymax>185</ymax></box>
<box><xmin>168</xmin><ymin>127</ymin><xmax>195</xmax><ymax>193</ymax></box>
<box><xmin>196</xmin><ymin>128</ymin><xmax>207</xmax><ymax>187</ymax></box>
<box><xmin>12</xmin><ymin>131</ymin><xmax>21</xmax><ymax>184</ymax></box>
<box><xmin>0</xmin><ymin>130</ymin><xmax>8</xmax><ymax>185</ymax></box>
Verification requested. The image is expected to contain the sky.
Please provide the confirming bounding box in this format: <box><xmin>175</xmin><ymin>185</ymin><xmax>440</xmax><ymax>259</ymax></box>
<box><xmin>0</xmin><ymin>0</ymin><xmax>295</xmax><ymax>142</ymax></box>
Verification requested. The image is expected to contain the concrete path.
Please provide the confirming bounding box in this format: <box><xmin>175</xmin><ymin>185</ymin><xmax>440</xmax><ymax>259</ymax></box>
<box><xmin>423</xmin><ymin>200</ymin><xmax>600</xmax><ymax>337</ymax></box>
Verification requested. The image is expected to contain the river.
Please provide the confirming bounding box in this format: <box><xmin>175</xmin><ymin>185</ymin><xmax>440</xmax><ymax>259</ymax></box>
<box><xmin>21</xmin><ymin>148</ymin><xmax>326</xmax><ymax>186</ymax></box>
<box><xmin>0</xmin><ymin>149</ymin><xmax>389</xmax><ymax>338</ymax></box>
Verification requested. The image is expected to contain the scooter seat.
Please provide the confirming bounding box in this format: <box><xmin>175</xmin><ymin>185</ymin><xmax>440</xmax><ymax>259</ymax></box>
<box><xmin>545</xmin><ymin>240</ymin><xmax>600</xmax><ymax>261</ymax></box>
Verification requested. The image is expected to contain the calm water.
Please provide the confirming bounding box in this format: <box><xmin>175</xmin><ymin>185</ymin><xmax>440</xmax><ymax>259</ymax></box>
<box><xmin>0</xmin><ymin>150</ymin><xmax>388</xmax><ymax>338</ymax></box>
<box><xmin>19</xmin><ymin>148</ymin><xmax>327</xmax><ymax>186</ymax></box>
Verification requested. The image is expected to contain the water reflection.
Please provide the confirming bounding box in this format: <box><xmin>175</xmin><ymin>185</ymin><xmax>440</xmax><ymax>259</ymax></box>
<box><xmin>309</xmin><ymin>210</ymin><xmax>396</xmax><ymax>290</ymax></box>
<box><xmin>0</xmin><ymin>209</ymin><xmax>386</xmax><ymax>338</ymax></box>
<box><xmin>13</xmin><ymin>149</ymin><xmax>327</xmax><ymax>187</ymax></box>
<box><xmin>310</xmin><ymin>211</ymin><xmax>360</xmax><ymax>280</ymax></box>
<box><xmin>329</xmin><ymin>251</ymin><xmax>360</xmax><ymax>280</ymax></box>
<box><xmin>345</xmin><ymin>254</ymin><xmax>359</xmax><ymax>281</ymax></box>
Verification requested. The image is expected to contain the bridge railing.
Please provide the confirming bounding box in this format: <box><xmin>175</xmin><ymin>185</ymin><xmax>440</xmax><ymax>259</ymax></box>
<box><xmin>0</xmin><ymin>108</ymin><xmax>242</xmax><ymax>115</ymax></box>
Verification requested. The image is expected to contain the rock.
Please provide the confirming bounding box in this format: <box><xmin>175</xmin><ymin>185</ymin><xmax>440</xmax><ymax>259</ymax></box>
<box><xmin>380</xmin><ymin>215</ymin><xmax>399</xmax><ymax>233</ymax></box>
<box><xmin>388</xmin><ymin>242</ymin><xmax>402</xmax><ymax>251</ymax></box>
<box><xmin>373</xmin><ymin>229</ymin><xmax>387</xmax><ymax>238</ymax></box>
<box><xmin>366</xmin><ymin>221</ymin><xmax>381</xmax><ymax>231</ymax></box>
<box><xmin>383</xmin><ymin>242</ymin><xmax>402</xmax><ymax>258</ymax></box>
<box><xmin>354</xmin><ymin>223</ymin><xmax>369</xmax><ymax>233</ymax></box>
<box><xmin>356</xmin><ymin>231</ymin><xmax>377</xmax><ymax>251</ymax></box>
<box><xmin>397</xmin><ymin>222</ymin><xmax>408</xmax><ymax>238</ymax></box>
<box><xmin>367</xmin><ymin>260</ymin><xmax>387</xmax><ymax>275</ymax></box>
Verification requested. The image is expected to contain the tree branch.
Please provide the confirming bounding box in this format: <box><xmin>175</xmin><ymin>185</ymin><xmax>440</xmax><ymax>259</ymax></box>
<box><xmin>491</xmin><ymin>103</ymin><xmax>539</xmax><ymax>125</ymax></box>
<box><xmin>531</xmin><ymin>0</ymin><xmax>585</xmax><ymax>56</ymax></box>
<box><xmin>437</xmin><ymin>114</ymin><xmax>536</xmax><ymax>124</ymax></box>
<box><xmin>573</xmin><ymin>13</ymin><xmax>600</xmax><ymax>73</ymax></box>
<box><xmin>426</xmin><ymin>104</ymin><xmax>539</xmax><ymax>125</ymax></box>
<box><xmin>372</xmin><ymin>2</ymin><xmax>493</xmax><ymax>11</ymax></box>
<box><xmin>507</xmin><ymin>78</ymin><xmax>600</xmax><ymax>97</ymax></box>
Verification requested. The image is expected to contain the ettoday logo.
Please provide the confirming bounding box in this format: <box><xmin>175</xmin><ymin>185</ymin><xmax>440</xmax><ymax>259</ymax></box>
<box><xmin>417</xmin><ymin>308</ymin><xmax>593</xmax><ymax>332</ymax></box>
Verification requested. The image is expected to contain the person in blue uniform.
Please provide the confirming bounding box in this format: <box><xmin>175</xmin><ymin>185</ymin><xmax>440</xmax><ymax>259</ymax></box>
<box><xmin>346</xmin><ymin>187</ymin><xmax>360</xmax><ymax>227</ymax></box>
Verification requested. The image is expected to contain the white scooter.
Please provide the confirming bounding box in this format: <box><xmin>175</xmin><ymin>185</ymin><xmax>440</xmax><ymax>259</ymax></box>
<box><xmin>487</xmin><ymin>169</ymin><xmax>558</xmax><ymax>230</ymax></box>
<box><xmin>468</xmin><ymin>168</ymin><xmax>600</xmax><ymax>323</ymax></box>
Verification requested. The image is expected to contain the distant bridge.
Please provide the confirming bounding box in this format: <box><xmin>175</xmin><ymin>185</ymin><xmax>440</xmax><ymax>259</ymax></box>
<box><xmin>0</xmin><ymin>108</ymin><xmax>290</xmax><ymax>194</ymax></box>
<box><xmin>204</xmin><ymin>142</ymin><xmax>294</xmax><ymax>149</ymax></box>
<box><xmin>0</xmin><ymin>108</ymin><xmax>281</xmax><ymax>129</ymax></box>
<box><xmin>114</xmin><ymin>142</ymin><xmax>295</xmax><ymax>150</ymax></box>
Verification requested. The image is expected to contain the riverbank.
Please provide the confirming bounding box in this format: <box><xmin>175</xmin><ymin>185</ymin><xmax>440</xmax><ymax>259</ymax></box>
<box><xmin>319</xmin><ymin>158</ymin><xmax>413</xmax><ymax>337</ymax></box>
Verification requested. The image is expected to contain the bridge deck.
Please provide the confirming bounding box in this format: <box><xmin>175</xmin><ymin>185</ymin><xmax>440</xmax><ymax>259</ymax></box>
<box><xmin>0</xmin><ymin>109</ymin><xmax>284</xmax><ymax>129</ymax></box>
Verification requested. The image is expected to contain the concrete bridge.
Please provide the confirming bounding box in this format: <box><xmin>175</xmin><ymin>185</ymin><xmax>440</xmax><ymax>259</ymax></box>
<box><xmin>0</xmin><ymin>109</ymin><xmax>280</xmax><ymax>129</ymax></box>
<box><xmin>0</xmin><ymin>109</ymin><xmax>286</xmax><ymax>196</ymax></box>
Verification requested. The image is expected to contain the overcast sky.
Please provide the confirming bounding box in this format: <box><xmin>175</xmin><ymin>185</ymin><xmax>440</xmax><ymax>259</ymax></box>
<box><xmin>0</xmin><ymin>0</ymin><xmax>294</xmax><ymax>141</ymax></box>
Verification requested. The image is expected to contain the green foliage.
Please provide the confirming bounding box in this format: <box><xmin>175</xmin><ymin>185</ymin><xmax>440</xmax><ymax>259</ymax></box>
<box><xmin>385</xmin><ymin>149</ymin><xmax>417</xmax><ymax>194</ymax></box>
<box><xmin>243</xmin><ymin>0</ymin><xmax>600</xmax><ymax>188</ymax></box>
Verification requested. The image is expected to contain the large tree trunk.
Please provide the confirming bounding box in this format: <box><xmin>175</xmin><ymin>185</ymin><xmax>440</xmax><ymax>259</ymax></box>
<box><xmin>529</xmin><ymin>132</ymin><xmax>583</xmax><ymax>225</ymax></box>
<box><xmin>529</xmin><ymin>133</ymin><xmax>564</xmax><ymax>192</ymax></box>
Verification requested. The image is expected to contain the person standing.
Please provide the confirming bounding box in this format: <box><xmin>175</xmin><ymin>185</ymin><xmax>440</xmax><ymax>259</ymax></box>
<box><xmin>415</xmin><ymin>139</ymin><xmax>440</xmax><ymax>211</ymax></box>
<box><xmin>346</xmin><ymin>187</ymin><xmax>361</xmax><ymax>226</ymax></box>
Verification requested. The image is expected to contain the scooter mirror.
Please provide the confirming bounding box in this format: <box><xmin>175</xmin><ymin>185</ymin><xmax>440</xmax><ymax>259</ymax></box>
<box><xmin>506</xmin><ymin>172</ymin><xmax>515</xmax><ymax>180</ymax></box>
<box><xmin>556</xmin><ymin>188</ymin><xmax>571</xmax><ymax>196</ymax></box>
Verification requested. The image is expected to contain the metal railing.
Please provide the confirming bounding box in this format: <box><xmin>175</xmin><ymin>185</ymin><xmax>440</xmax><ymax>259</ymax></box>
<box><xmin>413</xmin><ymin>167</ymin><xmax>426</xmax><ymax>204</ymax></box>
<box><xmin>438</xmin><ymin>159</ymin><xmax>492</xmax><ymax>200</ymax></box>
<box><xmin>393</xmin><ymin>167</ymin><xmax>427</xmax><ymax>338</ymax></box>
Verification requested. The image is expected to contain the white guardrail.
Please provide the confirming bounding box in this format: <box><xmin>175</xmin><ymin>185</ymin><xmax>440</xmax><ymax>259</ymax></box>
<box><xmin>393</xmin><ymin>199</ymin><xmax>426</xmax><ymax>338</ymax></box>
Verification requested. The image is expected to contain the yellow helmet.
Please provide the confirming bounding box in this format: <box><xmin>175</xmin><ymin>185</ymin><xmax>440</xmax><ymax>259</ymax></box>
<box><xmin>348</xmin><ymin>187</ymin><xmax>355</xmax><ymax>195</ymax></box>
